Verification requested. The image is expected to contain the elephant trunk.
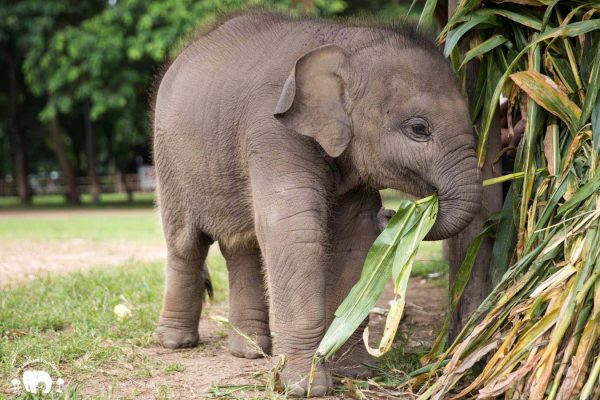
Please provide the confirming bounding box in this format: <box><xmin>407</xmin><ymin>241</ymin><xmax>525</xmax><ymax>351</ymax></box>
<box><xmin>425</xmin><ymin>139</ymin><xmax>482</xmax><ymax>241</ymax></box>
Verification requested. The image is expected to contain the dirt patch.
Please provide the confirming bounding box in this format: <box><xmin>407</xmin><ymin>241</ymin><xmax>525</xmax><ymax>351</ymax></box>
<box><xmin>0</xmin><ymin>238</ymin><xmax>166</xmax><ymax>286</ymax></box>
<box><xmin>0</xmin><ymin>209</ymin><xmax>165</xmax><ymax>287</ymax></box>
<box><xmin>0</xmin><ymin>209</ymin><xmax>221</xmax><ymax>287</ymax></box>
<box><xmin>0</xmin><ymin>208</ymin><xmax>158</xmax><ymax>219</ymax></box>
<box><xmin>83</xmin><ymin>279</ymin><xmax>447</xmax><ymax>399</ymax></box>
<box><xmin>80</xmin><ymin>304</ymin><xmax>275</xmax><ymax>399</ymax></box>
<box><xmin>372</xmin><ymin>278</ymin><xmax>447</xmax><ymax>350</ymax></box>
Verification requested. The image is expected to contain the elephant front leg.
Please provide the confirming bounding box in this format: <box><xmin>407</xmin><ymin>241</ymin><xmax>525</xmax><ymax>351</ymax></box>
<box><xmin>327</xmin><ymin>189</ymin><xmax>383</xmax><ymax>378</ymax></box>
<box><xmin>254</xmin><ymin>200</ymin><xmax>332</xmax><ymax>397</ymax></box>
<box><xmin>220</xmin><ymin>242</ymin><xmax>271</xmax><ymax>359</ymax></box>
<box><xmin>155</xmin><ymin>238</ymin><xmax>211</xmax><ymax>349</ymax></box>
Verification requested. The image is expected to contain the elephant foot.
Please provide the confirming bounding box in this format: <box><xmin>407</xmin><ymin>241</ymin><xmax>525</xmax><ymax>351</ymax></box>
<box><xmin>279</xmin><ymin>357</ymin><xmax>332</xmax><ymax>397</ymax></box>
<box><xmin>228</xmin><ymin>331</ymin><xmax>271</xmax><ymax>359</ymax></box>
<box><xmin>333</xmin><ymin>361</ymin><xmax>374</xmax><ymax>379</ymax></box>
<box><xmin>332</xmin><ymin>337</ymin><xmax>376</xmax><ymax>379</ymax></box>
<box><xmin>154</xmin><ymin>324</ymin><xmax>199</xmax><ymax>349</ymax></box>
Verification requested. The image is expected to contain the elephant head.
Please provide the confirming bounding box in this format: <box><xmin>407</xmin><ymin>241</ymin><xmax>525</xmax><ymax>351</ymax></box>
<box><xmin>275</xmin><ymin>40</ymin><xmax>481</xmax><ymax>240</ymax></box>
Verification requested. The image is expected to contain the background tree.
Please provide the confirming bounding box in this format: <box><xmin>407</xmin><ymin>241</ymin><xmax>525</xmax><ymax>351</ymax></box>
<box><xmin>14</xmin><ymin>0</ymin><xmax>355</xmax><ymax>203</ymax></box>
<box><xmin>2</xmin><ymin>0</ymin><xmax>426</xmax><ymax>204</ymax></box>
<box><xmin>0</xmin><ymin>1</ymin><xmax>106</xmax><ymax>203</ymax></box>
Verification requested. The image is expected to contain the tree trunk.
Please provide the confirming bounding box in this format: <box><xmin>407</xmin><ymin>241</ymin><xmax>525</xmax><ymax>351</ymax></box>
<box><xmin>6</xmin><ymin>52</ymin><xmax>31</xmax><ymax>204</ymax></box>
<box><xmin>434</xmin><ymin>0</ymin><xmax>449</xmax><ymax>27</ymax></box>
<box><xmin>446</xmin><ymin>0</ymin><xmax>503</xmax><ymax>340</ymax></box>
<box><xmin>83</xmin><ymin>99</ymin><xmax>101</xmax><ymax>204</ymax></box>
<box><xmin>50</xmin><ymin>114</ymin><xmax>80</xmax><ymax>204</ymax></box>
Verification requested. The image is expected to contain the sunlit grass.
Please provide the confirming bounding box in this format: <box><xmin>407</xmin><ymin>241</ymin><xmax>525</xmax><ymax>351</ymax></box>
<box><xmin>0</xmin><ymin>211</ymin><xmax>163</xmax><ymax>242</ymax></box>
<box><xmin>0</xmin><ymin>192</ymin><xmax>155</xmax><ymax>210</ymax></box>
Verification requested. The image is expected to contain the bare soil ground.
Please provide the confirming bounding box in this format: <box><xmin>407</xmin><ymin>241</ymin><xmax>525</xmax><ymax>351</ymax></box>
<box><xmin>82</xmin><ymin>279</ymin><xmax>446</xmax><ymax>399</ymax></box>
<box><xmin>0</xmin><ymin>238</ymin><xmax>166</xmax><ymax>286</ymax></box>
<box><xmin>0</xmin><ymin>209</ymin><xmax>166</xmax><ymax>286</ymax></box>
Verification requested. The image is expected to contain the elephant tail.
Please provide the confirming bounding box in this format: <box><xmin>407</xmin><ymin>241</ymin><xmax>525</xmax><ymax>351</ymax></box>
<box><xmin>203</xmin><ymin>264</ymin><xmax>214</xmax><ymax>302</ymax></box>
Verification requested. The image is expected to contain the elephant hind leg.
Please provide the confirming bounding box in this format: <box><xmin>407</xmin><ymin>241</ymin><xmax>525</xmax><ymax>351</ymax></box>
<box><xmin>220</xmin><ymin>242</ymin><xmax>271</xmax><ymax>359</ymax></box>
<box><xmin>328</xmin><ymin>189</ymin><xmax>382</xmax><ymax>378</ymax></box>
<box><xmin>155</xmin><ymin>216</ymin><xmax>213</xmax><ymax>349</ymax></box>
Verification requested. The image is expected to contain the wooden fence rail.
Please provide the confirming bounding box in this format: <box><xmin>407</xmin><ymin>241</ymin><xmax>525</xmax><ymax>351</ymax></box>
<box><xmin>0</xmin><ymin>169</ymin><xmax>155</xmax><ymax>197</ymax></box>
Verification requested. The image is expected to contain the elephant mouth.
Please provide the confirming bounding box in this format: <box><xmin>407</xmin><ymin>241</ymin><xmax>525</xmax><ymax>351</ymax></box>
<box><xmin>391</xmin><ymin>168</ymin><xmax>436</xmax><ymax>199</ymax></box>
<box><xmin>383</xmin><ymin>164</ymin><xmax>480</xmax><ymax>240</ymax></box>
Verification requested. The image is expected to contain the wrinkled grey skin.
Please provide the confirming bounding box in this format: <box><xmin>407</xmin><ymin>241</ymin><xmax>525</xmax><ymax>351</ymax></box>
<box><xmin>152</xmin><ymin>12</ymin><xmax>481</xmax><ymax>397</ymax></box>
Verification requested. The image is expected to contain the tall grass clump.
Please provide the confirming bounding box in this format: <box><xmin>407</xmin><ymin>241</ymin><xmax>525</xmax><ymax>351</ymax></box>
<box><xmin>411</xmin><ymin>1</ymin><xmax>600</xmax><ymax>399</ymax></box>
<box><xmin>316</xmin><ymin>1</ymin><xmax>599</xmax><ymax>399</ymax></box>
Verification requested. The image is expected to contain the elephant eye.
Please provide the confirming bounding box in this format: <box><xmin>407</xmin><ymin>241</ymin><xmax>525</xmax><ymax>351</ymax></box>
<box><xmin>412</xmin><ymin>124</ymin><xmax>427</xmax><ymax>135</ymax></box>
<box><xmin>401</xmin><ymin>117</ymin><xmax>431</xmax><ymax>142</ymax></box>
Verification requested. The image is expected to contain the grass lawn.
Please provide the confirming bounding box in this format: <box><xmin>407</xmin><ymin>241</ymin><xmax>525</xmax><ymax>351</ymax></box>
<box><xmin>0</xmin><ymin>212</ymin><xmax>163</xmax><ymax>242</ymax></box>
<box><xmin>0</xmin><ymin>192</ymin><xmax>155</xmax><ymax>210</ymax></box>
<box><xmin>0</xmin><ymin>258</ymin><xmax>228</xmax><ymax>399</ymax></box>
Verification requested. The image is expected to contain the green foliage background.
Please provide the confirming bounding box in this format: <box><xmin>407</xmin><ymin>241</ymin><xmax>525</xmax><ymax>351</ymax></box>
<box><xmin>0</xmin><ymin>0</ymin><xmax>418</xmax><ymax>198</ymax></box>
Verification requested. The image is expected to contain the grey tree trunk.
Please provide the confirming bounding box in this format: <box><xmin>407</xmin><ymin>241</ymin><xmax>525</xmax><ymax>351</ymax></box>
<box><xmin>446</xmin><ymin>0</ymin><xmax>503</xmax><ymax>340</ymax></box>
<box><xmin>50</xmin><ymin>114</ymin><xmax>80</xmax><ymax>205</ymax></box>
<box><xmin>6</xmin><ymin>52</ymin><xmax>31</xmax><ymax>204</ymax></box>
<box><xmin>83</xmin><ymin>99</ymin><xmax>101</xmax><ymax>205</ymax></box>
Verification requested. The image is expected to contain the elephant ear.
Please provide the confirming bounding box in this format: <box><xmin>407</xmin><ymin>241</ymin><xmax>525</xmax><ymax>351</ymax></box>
<box><xmin>274</xmin><ymin>45</ymin><xmax>351</xmax><ymax>158</ymax></box>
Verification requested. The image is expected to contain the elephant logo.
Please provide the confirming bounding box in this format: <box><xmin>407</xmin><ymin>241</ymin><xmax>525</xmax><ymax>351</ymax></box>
<box><xmin>22</xmin><ymin>370</ymin><xmax>53</xmax><ymax>394</ymax></box>
<box><xmin>10</xmin><ymin>359</ymin><xmax>65</xmax><ymax>395</ymax></box>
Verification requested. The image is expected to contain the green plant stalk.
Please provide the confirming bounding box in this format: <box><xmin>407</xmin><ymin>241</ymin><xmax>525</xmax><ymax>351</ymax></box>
<box><xmin>580</xmin><ymin>353</ymin><xmax>600</xmax><ymax>399</ymax></box>
<box><xmin>517</xmin><ymin>40</ymin><xmax>543</xmax><ymax>257</ymax></box>
<box><xmin>556</xmin><ymin>9</ymin><xmax>584</xmax><ymax>101</ymax></box>
<box><xmin>482</xmin><ymin>168</ymin><xmax>546</xmax><ymax>187</ymax></box>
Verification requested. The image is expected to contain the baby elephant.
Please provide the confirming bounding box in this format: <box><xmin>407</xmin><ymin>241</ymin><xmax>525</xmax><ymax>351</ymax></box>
<box><xmin>153</xmin><ymin>12</ymin><xmax>481</xmax><ymax>396</ymax></box>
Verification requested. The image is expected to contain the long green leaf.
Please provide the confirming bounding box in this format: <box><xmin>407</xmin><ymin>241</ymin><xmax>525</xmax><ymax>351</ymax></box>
<box><xmin>469</xmin><ymin>56</ymin><xmax>488</xmax><ymax>120</ymax></box>
<box><xmin>511</xmin><ymin>70</ymin><xmax>582</xmax><ymax>133</ymax></box>
<box><xmin>580</xmin><ymin>39</ymin><xmax>600</xmax><ymax>128</ymax></box>
<box><xmin>516</xmin><ymin>42</ymin><xmax>544</xmax><ymax>255</ymax></box>
<box><xmin>460</xmin><ymin>34</ymin><xmax>508</xmax><ymax>69</ymax></box>
<box><xmin>537</xmin><ymin>19</ymin><xmax>600</xmax><ymax>41</ymax></box>
<box><xmin>444</xmin><ymin>12</ymin><xmax>500</xmax><ymax>57</ymax></box>
<box><xmin>541</xmin><ymin>0</ymin><xmax>560</xmax><ymax>30</ymax></box>
<box><xmin>419</xmin><ymin>0</ymin><xmax>438</xmax><ymax>28</ymax></box>
<box><xmin>490</xmin><ymin>8</ymin><xmax>542</xmax><ymax>30</ymax></box>
<box><xmin>489</xmin><ymin>185</ymin><xmax>517</xmax><ymax>288</ymax></box>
